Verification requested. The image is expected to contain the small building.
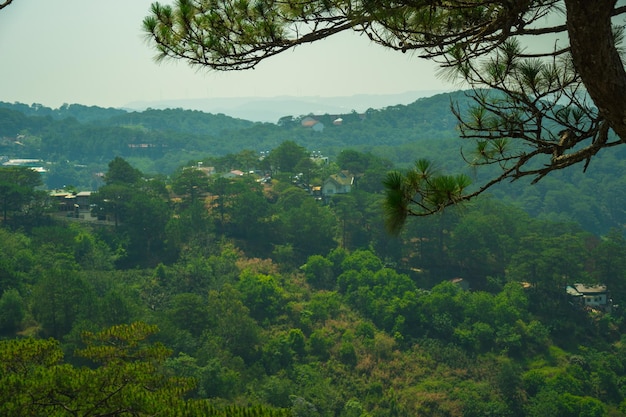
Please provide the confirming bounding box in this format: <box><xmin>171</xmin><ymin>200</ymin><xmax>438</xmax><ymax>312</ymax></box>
<box><xmin>50</xmin><ymin>191</ymin><xmax>74</xmax><ymax>211</ymax></box>
<box><xmin>75</xmin><ymin>191</ymin><xmax>92</xmax><ymax>211</ymax></box>
<box><xmin>223</xmin><ymin>169</ymin><xmax>245</xmax><ymax>178</ymax></box>
<box><xmin>566</xmin><ymin>283</ymin><xmax>610</xmax><ymax>309</ymax></box>
<box><xmin>301</xmin><ymin>116</ymin><xmax>325</xmax><ymax>132</ymax></box>
<box><xmin>197</xmin><ymin>166</ymin><xmax>216</xmax><ymax>176</ymax></box>
<box><xmin>312</xmin><ymin>122</ymin><xmax>325</xmax><ymax>132</ymax></box>
<box><xmin>322</xmin><ymin>171</ymin><xmax>354</xmax><ymax>197</ymax></box>
<box><xmin>50</xmin><ymin>190</ymin><xmax>95</xmax><ymax>219</ymax></box>
<box><xmin>3</xmin><ymin>159</ymin><xmax>47</xmax><ymax>173</ymax></box>
<box><xmin>301</xmin><ymin>116</ymin><xmax>319</xmax><ymax>127</ymax></box>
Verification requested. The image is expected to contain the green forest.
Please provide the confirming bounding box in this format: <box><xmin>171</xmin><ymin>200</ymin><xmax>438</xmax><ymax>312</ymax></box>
<box><xmin>2</xmin><ymin>93</ymin><xmax>625</xmax><ymax>237</ymax></box>
<box><xmin>1</xmin><ymin>95</ymin><xmax>626</xmax><ymax>416</ymax></box>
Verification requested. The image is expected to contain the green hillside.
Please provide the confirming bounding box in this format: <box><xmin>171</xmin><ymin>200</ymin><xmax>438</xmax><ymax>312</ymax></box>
<box><xmin>0</xmin><ymin>153</ymin><xmax>625</xmax><ymax>416</ymax></box>
<box><xmin>1</xmin><ymin>91</ymin><xmax>624</xmax><ymax>235</ymax></box>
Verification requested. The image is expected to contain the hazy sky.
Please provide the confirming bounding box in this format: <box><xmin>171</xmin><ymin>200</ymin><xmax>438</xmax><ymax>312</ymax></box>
<box><xmin>0</xmin><ymin>0</ymin><xmax>451</xmax><ymax>110</ymax></box>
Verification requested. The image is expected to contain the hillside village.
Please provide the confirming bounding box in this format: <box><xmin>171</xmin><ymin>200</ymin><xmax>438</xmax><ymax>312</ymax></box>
<box><xmin>1</xmin><ymin>98</ymin><xmax>626</xmax><ymax>416</ymax></box>
<box><xmin>45</xmin><ymin>149</ymin><xmax>355</xmax><ymax>216</ymax></box>
<box><xmin>5</xmin><ymin>0</ymin><xmax>626</xmax><ymax>414</ymax></box>
<box><xmin>44</xmin><ymin>158</ymin><xmax>615</xmax><ymax>318</ymax></box>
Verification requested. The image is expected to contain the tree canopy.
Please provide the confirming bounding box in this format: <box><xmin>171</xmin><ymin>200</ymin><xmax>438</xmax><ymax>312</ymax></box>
<box><xmin>2</xmin><ymin>153</ymin><xmax>626</xmax><ymax>415</ymax></box>
<box><xmin>143</xmin><ymin>0</ymin><xmax>626</xmax><ymax>230</ymax></box>
<box><xmin>0</xmin><ymin>166</ymin><xmax>44</xmax><ymax>225</ymax></box>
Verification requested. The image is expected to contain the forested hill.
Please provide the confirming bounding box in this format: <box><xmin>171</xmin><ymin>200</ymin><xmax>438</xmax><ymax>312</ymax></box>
<box><xmin>1</xmin><ymin>91</ymin><xmax>625</xmax><ymax>236</ymax></box>
<box><xmin>0</xmin><ymin>101</ymin><xmax>128</xmax><ymax>123</ymax></box>
<box><xmin>0</xmin><ymin>91</ymin><xmax>464</xmax><ymax>166</ymax></box>
<box><xmin>3</xmin><ymin>95</ymin><xmax>626</xmax><ymax>416</ymax></box>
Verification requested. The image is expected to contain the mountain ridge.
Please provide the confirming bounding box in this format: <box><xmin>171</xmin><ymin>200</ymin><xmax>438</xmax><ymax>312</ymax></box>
<box><xmin>123</xmin><ymin>90</ymin><xmax>450</xmax><ymax>123</ymax></box>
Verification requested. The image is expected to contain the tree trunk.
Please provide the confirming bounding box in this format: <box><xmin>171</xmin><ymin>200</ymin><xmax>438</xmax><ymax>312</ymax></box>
<box><xmin>565</xmin><ymin>0</ymin><xmax>626</xmax><ymax>140</ymax></box>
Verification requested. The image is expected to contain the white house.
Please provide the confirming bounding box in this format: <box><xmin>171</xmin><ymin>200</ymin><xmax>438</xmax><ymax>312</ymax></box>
<box><xmin>322</xmin><ymin>171</ymin><xmax>354</xmax><ymax>197</ymax></box>
<box><xmin>566</xmin><ymin>283</ymin><xmax>610</xmax><ymax>308</ymax></box>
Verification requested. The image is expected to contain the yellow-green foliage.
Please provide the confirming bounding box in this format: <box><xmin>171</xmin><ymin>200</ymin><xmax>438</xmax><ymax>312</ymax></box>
<box><xmin>0</xmin><ymin>322</ymin><xmax>288</xmax><ymax>417</ymax></box>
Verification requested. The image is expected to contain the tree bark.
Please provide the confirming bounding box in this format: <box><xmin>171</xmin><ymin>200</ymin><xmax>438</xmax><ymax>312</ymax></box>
<box><xmin>565</xmin><ymin>0</ymin><xmax>626</xmax><ymax>140</ymax></box>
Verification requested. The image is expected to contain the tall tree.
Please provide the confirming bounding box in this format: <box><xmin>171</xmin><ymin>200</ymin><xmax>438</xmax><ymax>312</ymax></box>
<box><xmin>90</xmin><ymin>183</ymin><xmax>134</xmax><ymax>227</ymax></box>
<box><xmin>266</xmin><ymin>140</ymin><xmax>310</xmax><ymax>174</ymax></box>
<box><xmin>0</xmin><ymin>166</ymin><xmax>44</xmax><ymax>224</ymax></box>
<box><xmin>144</xmin><ymin>1</ymin><xmax>626</xmax><ymax>229</ymax></box>
<box><xmin>32</xmin><ymin>264</ymin><xmax>95</xmax><ymax>339</ymax></box>
<box><xmin>0</xmin><ymin>228</ymin><xmax>32</xmax><ymax>293</ymax></box>
<box><xmin>590</xmin><ymin>229</ymin><xmax>626</xmax><ymax>300</ymax></box>
<box><xmin>170</xmin><ymin>166</ymin><xmax>211</xmax><ymax>206</ymax></box>
<box><xmin>104</xmin><ymin>156</ymin><xmax>143</xmax><ymax>186</ymax></box>
<box><xmin>91</xmin><ymin>159</ymin><xmax>172</xmax><ymax>266</ymax></box>
<box><xmin>278</xmin><ymin>197</ymin><xmax>337</xmax><ymax>263</ymax></box>
<box><xmin>121</xmin><ymin>191</ymin><xmax>171</xmax><ymax>265</ymax></box>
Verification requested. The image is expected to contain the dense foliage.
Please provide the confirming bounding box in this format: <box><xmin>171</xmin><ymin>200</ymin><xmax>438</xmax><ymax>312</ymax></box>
<box><xmin>2</xmin><ymin>92</ymin><xmax>626</xmax><ymax>236</ymax></box>
<box><xmin>1</xmin><ymin>154</ymin><xmax>626</xmax><ymax>416</ymax></box>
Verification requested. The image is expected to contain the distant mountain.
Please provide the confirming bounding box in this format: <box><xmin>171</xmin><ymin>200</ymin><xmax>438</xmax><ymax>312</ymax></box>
<box><xmin>0</xmin><ymin>102</ymin><xmax>127</xmax><ymax>123</ymax></box>
<box><xmin>123</xmin><ymin>90</ymin><xmax>450</xmax><ymax>123</ymax></box>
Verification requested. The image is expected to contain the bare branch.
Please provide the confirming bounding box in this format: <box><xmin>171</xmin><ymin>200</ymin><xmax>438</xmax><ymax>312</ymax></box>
<box><xmin>141</xmin><ymin>1</ymin><xmax>626</xmax><ymax>225</ymax></box>
<box><xmin>0</xmin><ymin>0</ymin><xmax>14</xmax><ymax>10</ymax></box>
